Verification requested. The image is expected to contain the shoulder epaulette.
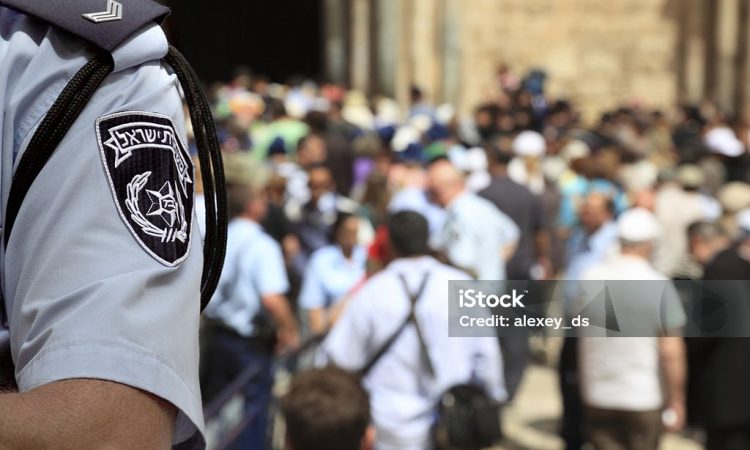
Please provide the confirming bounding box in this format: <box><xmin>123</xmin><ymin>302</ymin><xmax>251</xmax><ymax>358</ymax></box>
<box><xmin>0</xmin><ymin>0</ymin><xmax>169</xmax><ymax>52</ymax></box>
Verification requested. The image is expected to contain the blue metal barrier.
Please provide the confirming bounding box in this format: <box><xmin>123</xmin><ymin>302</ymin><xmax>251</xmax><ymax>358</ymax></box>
<box><xmin>203</xmin><ymin>334</ymin><xmax>325</xmax><ymax>449</ymax></box>
<box><xmin>203</xmin><ymin>362</ymin><xmax>265</xmax><ymax>449</ymax></box>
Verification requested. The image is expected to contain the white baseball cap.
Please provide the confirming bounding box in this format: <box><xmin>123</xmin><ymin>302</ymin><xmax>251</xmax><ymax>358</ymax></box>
<box><xmin>704</xmin><ymin>127</ymin><xmax>744</xmax><ymax>158</ymax></box>
<box><xmin>617</xmin><ymin>207</ymin><xmax>661</xmax><ymax>242</ymax></box>
<box><xmin>512</xmin><ymin>130</ymin><xmax>546</xmax><ymax>157</ymax></box>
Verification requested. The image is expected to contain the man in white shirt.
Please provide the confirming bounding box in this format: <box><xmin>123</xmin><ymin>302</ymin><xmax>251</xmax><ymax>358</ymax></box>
<box><xmin>578</xmin><ymin>208</ymin><xmax>687</xmax><ymax>450</ymax></box>
<box><xmin>322</xmin><ymin>210</ymin><xmax>505</xmax><ymax>450</ymax></box>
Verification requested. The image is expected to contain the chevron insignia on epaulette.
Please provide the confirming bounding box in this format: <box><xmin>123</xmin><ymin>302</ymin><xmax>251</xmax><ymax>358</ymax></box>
<box><xmin>82</xmin><ymin>0</ymin><xmax>123</xmax><ymax>23</ymax></box>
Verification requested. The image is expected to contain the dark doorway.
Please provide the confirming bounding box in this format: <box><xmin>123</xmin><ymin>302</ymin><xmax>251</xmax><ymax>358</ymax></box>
<box><xmin>167</xmin><ymin>0</ymin><xmax>323</xmax><ymax>84</ymax></box>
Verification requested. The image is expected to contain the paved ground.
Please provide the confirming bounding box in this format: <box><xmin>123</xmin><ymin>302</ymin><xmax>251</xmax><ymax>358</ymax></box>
<box><xmin>208</xmin><ymin>356</ymin><xmax>705</xmax><ymax>450</ymax></box>
<box><xmin>495</xmin><ymin>364</ymin><xmax>704</xmax><ymax>450</ymax></box>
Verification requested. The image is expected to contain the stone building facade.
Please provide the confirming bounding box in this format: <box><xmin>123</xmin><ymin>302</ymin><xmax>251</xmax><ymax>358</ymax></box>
<box><xmin>323</xmin><ymin>0</ymin><xmax>749</xmax><ymax>122</ymax></box>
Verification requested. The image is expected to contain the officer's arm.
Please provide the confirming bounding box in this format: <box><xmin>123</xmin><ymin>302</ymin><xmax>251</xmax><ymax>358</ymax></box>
<box><xmin>5</xmin><ymin>44</ymin><xmax>205</xmax><ymax>445</ymax></box>
<box><xmin>0</xmin><ymin>379</ymin><xmax>174</xmax><ymax>449</ymax></box>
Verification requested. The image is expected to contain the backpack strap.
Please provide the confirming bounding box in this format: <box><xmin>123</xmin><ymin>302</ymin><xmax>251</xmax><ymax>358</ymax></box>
<box><xmin>398</xmin><ymin>273</ymin><xmax>436</xmax><ymax>377</ymax></box>
<box><xmin>359</xmin><ymin>272</ymin><xmax>432</xmax><ymax>376</ymax></box>
<box><xmin>0</xmin><ymin>0</ymin><xmax>169</xmax><ymax>52</ymax></box>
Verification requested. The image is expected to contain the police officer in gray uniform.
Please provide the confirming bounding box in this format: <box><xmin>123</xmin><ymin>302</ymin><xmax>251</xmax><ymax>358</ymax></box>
<box><xmin>0</xmin><ymin>1</ymin><xmax>224</xmax><ymax>448</ymax></box>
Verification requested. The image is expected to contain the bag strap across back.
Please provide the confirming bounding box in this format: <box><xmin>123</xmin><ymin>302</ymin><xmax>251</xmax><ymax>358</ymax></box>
<box><xmin>359</xmin><ymin>272</ymin><xmax>434</xmax><ymax>377</ymax></box>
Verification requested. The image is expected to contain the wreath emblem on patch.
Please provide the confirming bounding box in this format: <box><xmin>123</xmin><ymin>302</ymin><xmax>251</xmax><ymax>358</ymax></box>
<box><xmin>96</xmin><ymin>111</ymin><xmax>194</xmax><ymax>266</ymax></box>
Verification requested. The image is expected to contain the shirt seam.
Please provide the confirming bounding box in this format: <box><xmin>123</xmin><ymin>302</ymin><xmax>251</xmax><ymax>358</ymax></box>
<box><xmin>14</xmin><ymin>77</ymin><xmax>68</xmax><ymax>163</ymax></box>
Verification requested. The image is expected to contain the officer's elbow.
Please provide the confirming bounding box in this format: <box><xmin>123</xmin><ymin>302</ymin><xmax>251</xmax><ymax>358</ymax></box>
<box><xmin>0</xmin><ymin>379</ymin><xmax>175</xmax><ymax>449</ymax></box>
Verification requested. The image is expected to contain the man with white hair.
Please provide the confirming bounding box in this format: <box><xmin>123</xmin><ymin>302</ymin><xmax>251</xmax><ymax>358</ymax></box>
<box><xmin>427</xmin><ymin>159</ymin><xmax>519</xmax><ymax>280</ymax></box>
<box><xmin>578</xmin><ymin>208</ymin><xmax>687</xmax><ymax>450</ymax></box>
<box><xmin>427</xmin><ymin>159</ymin><xmax>525</xmax><ymax>401</ymax></box>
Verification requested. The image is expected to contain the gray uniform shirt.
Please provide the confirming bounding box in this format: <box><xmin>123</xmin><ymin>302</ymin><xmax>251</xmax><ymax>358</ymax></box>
<box><xmin>0</xmin><ymin>8</ymin><xmax>204</xmax><ymax>448</ymax></box>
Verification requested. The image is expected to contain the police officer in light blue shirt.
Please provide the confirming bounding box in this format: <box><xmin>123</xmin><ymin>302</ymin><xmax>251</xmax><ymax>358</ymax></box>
<box><xmin>203</xmin><ymin>219</ymin><xmax>290</xmax><ymax>338</ymax></box>
<box><xmin>427</xmin><ymin>159</ymin><xmax>520</xmax><ymax>280</ymax></box>
<box><xmin>202</xmin><ymin>153</ymin><xmax>299</xmax><ymax>450</ymax></box>
<box><xmin>299</xmin><ymin>212</ymin><xmax>367</xmax><ymax>335</ymax></box>
<box><xmin>0</xmin><ymin>2</ymin><xmax>218</xmax><ymax>448</ymax></box>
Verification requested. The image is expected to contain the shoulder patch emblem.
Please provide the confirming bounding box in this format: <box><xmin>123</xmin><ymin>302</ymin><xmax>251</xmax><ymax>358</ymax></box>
<box><xmin>96</xmin><ymin>111</ymin><xmax>194</xmax><ymax>267</ymax></box>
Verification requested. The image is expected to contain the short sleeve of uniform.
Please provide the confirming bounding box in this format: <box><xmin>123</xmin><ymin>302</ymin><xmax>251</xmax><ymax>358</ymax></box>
<box><xmin>299</xmin><ymin>251</ymin><xmax>328</xmax><ymax>309</ymax></box>
<box><xmin>4</xmin><ymin>33</ymin><xmax>205</xmax><ymax>447</ymax></box>
<box><xmin>250</xmin><ymin>236</ymin><xmax>289</xmax><ymax>296</ymax></box>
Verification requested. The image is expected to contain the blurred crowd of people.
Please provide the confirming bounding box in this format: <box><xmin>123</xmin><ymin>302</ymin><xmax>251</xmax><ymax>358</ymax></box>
<box><xmin>195</xmin><ymin>65</ymin><xmax>750</xmax><ymax>450</ymax></box>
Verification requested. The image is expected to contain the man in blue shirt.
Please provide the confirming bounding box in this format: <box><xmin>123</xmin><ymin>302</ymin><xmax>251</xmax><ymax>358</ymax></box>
<box><xmin>285</xmin><ymin>163</ymin><xmax>364</xmax><ymax>272</ymax></box>
<box><xmin>560</xmin><ymin>191</ymin><xmax>619</xmax><ymax>450</ymax></box>
<box><xmin>203</xmin><ymin>153</ymin><xmax>299</xmax><ymax>449</ymax></box>
<box><xmin>299</xmin><ymin>212</ymin><xmax>367</xmax><ymax>335</ymax></box>
<box><xmin>565</xmin><ymin>192</ymin><xmax>619</xmax><ymax>283</ymax></box>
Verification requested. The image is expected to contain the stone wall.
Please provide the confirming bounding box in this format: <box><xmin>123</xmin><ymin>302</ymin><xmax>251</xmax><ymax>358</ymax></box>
<box><xmin>456</xmin><ymin>0</ymin><xmax>679</xmax><ymax>122</ymax></box>
<box><xmin>328</xmin><ymin>0</ymin><xmax>745</xmax><ymax>122</ymax></box>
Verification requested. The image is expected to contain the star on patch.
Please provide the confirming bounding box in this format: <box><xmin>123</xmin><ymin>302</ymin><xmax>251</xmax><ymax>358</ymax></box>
<box><xmin>146</xmin><ymin>182</ymin><xmax>178</xmax><ymax>227</ymax></box>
